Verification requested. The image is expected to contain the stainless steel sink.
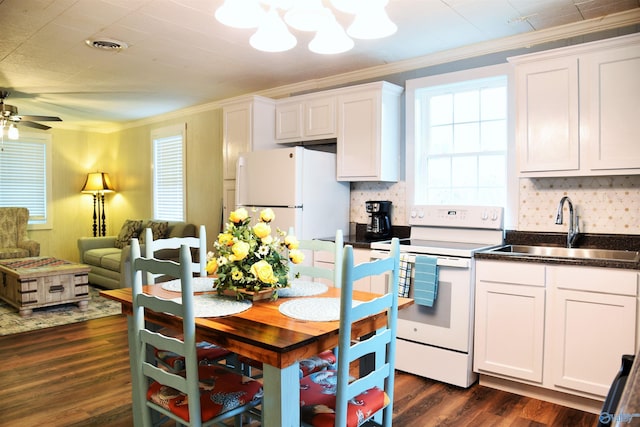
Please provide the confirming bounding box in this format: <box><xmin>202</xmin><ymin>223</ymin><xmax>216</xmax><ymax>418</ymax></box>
<box><xmin>491</xmin><ymin>245</ymin><xmax>640</xmax><ymax>262</ymax></box>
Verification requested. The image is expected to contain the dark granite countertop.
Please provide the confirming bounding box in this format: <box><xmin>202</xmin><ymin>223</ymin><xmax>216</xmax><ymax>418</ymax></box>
<box><xmin>475</xmin><ymin>231</ymin><xmax>640</xmax><ymax>270</ymax></box>
<box><xmin>318</xmin><ymin>224</ymin><xmax>410</xmax><ymax>249</ymax></box>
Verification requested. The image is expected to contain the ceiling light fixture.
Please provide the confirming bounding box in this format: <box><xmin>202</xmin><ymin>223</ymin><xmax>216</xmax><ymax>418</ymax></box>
<box><xmin>7</xmin><ymin>123</ymin><xmax>19</xmax><ymax>140</ymax></box>
<box><xmin>250</xmin><ymin>6</ymin><xmax>297</xmax><ymax>52</ymax></box>
<box><xmin>215</xmin><ymin>0</ymin><xmax>396</xmax><ymax>54</ymax></box>
<box><xmin>0</xmin><ymin>119</ymin><xmax>19</xmax><ymax>141</ymax></box>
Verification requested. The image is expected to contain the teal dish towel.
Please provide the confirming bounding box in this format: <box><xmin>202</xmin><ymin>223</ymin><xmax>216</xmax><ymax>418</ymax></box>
<box><xmin>413</xmin><ymin>255</ymin><xmax>438</xmax><ymax>307</ymax></box>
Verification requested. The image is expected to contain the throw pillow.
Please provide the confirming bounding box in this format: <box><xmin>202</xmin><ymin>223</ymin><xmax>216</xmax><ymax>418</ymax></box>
<box><xmin>139</xmin><ymin>221</ymin><xmax>169</xmax><ymax>244</ymax></box>
<box><xmin>114</xmin><ymin>219</ymin><xmax>143</xmax><ymax>249</ymax></box>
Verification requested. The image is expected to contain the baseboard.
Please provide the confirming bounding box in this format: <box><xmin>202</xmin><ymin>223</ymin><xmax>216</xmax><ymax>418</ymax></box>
<box><xmin>479</xmin><ymin>374</ymin><xmax>604</xmax><ymax>414</ymax></box>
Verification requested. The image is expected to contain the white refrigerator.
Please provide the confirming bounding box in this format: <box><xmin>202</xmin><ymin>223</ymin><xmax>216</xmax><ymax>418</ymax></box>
<box><xmin>235</xmin><ymin>146</ymin><xmax>350</xmax><ymax>240</ymax></box>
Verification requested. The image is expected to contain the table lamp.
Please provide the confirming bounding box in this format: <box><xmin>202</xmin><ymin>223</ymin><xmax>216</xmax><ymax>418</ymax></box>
<box><xmin>81</xmin><ymin>172</ymin><xmax>115</xmax><ymax>237</ymax></box>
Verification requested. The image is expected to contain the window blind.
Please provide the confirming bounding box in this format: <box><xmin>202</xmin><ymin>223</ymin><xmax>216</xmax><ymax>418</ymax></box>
<box><xmin>0</xmin><ymin>140</ymin><xmax>47</xmax><ymax>223</ymax></box>
<box><xmin>153</xmin><ymin>128</ymin><xmax>185</xmax><ymax>221</ymax></box>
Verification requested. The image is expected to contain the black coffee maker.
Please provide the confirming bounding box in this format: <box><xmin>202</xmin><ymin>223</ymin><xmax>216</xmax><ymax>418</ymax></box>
<box><xmin>365</xmin><ymin>201</ymin><xmax>392</xmax><ymax>240</ymax></box>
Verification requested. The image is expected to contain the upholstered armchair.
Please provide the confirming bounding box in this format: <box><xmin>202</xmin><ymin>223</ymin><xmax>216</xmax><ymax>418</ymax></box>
<box><xmin>0</xmin><ymin>207</ymin><xmax>40</xmax><ymax>259</ymax></box>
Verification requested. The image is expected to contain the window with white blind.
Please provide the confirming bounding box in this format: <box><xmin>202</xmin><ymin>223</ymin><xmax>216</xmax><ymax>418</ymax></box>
<box><xmin>151</xmin><ymin>124</ymin><xmax>185</xmax><ymax>221</ymax></box>
<box><xmin>406</xmin><ymin>64</ymin><xmax>512</xmax><ymax>211</ymax></box>
<box><xmin>0</xmin><ymin>134</ymin><xmax>52</xmax><ymax>229</ymax></box>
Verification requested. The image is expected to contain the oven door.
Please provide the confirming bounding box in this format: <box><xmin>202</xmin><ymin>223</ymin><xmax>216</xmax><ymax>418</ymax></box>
<box><xmin>370</xmin><ymin>250</ymin><xmax>474</xmax><ymax>353</ymax></box>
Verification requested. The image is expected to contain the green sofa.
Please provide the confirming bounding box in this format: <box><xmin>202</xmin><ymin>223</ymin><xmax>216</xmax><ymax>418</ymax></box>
<box><xmin>78</xmin><ymin>220</ymin><xmax>196</xmax><ymax>289</ymax></box>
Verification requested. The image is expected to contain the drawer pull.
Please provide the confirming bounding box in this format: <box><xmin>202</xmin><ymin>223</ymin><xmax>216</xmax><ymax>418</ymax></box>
<box><xmin>49</xmin><ymin>285</ymin><xmax>65</xmax><ymax>293</ymax></box>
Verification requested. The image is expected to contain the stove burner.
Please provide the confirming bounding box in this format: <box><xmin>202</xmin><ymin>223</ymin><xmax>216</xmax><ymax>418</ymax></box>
<box><xmin>372</xmin><ymin>238</ymin><xmax>501</xmax><ymax>257</ymax></box>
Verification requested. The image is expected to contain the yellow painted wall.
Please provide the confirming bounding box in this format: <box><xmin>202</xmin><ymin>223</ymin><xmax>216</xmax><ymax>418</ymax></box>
<box><xmin>29</xmin><ymin>106</ymin><xmax>224</xmax><ymax>262</ymax></box>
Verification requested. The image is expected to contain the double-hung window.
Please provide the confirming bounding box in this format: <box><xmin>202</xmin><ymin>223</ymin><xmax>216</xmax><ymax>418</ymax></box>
<box><xmin>0</xmin><ymin>133</ymin><xmax>52</xmax><ymax>229</ymax></box>
<box><xmin>406</xmin><ymin>64</ymin><xmax>511</xmax><ymax>211</ymax></box>
<box><xmin>151</xmin><ymin>124</ymin><xmax>185</xmax><ymax>221</ymax></box>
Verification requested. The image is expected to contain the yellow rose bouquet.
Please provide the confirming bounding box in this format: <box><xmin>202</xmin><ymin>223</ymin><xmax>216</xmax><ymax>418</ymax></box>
<box><xmin>207</xmin><ymin>208</ymin><xmax>304</xmax><ymax>299</ymax></box>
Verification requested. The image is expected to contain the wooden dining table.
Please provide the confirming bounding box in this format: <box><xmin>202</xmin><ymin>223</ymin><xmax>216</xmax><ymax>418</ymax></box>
<box><xmin>101</xmin><ymin>285</ymin><xmax>413</xmax><ymax>427</ymax></box>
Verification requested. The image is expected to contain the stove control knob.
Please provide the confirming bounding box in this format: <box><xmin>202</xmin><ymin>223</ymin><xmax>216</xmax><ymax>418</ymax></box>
<box><xmin>410</xmin><ymin>210</ymin><xmax>417</xmax><ymax>218</ymax></box>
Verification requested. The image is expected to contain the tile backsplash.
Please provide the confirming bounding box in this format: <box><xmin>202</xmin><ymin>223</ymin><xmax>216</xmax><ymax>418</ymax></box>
<box><xmin>519</xmin><ymin>176</ymin><xmax>640</xmax><ymax>234</ymax></box>
<box><xmin>350</xmin><ymin>182</ymin><xmax>406</xmax><ymax>227</ymax></box>
<box><xmin>350</xmin><ymin>175</ymin><xmax>640</xmax><ymax>235</ymax></box>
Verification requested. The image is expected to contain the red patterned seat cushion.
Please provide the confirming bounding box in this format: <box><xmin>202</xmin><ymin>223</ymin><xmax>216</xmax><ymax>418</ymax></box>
<box><xmin>300</xmin><ymin>350</ymin><xmax>337</xmax><ymax>377</ymax></box>
<box><xmin>155</xmin><ymin>341</ymin><xmax>232</xmax><ymax>372</ymax></box>
<box><xmin>147</xmin><ymin>365</ymin><xmax>263</xmax><ymax>423</ymax></box>
<box><xmin>239</xmin><ymin>349</ymin><xmax>336</xmax><ymax>378</ymax></box>
<box><xmin>300</xmin><ymin>370</ymin><xmax>389</xmax><ymax>427</ymax></box>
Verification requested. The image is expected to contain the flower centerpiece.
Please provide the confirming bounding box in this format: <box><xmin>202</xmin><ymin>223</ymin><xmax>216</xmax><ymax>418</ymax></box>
<box><xmin>206</xmin><ymin>207</ymin><xmax>304</xmax><ymax>300</ymax></box>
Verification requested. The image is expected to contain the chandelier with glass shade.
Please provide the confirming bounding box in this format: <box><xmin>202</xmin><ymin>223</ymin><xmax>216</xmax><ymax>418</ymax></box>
<box><xmin>215</xmin><ymin>0</ymin><xmax>397</xmax><ymax>54</ymax></box>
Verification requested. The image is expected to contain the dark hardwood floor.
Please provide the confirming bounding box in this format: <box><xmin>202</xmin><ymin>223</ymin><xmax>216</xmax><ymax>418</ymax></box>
<box><xmin>0</xmin><ymin>314</ymin><xmax>599</xmax><ymax>426</ymax></box>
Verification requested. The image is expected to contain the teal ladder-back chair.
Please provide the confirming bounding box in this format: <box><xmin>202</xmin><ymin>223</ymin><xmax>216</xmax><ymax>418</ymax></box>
<box><xmin>130</xmin><ymin>239</ymin><xmax>262</xmax><ymax>426</ymax></box>
<box><xmin>144</xmin><ymin>225</ymin><xmax>234</xmax><ymax>373</ymax></box>
<box><xmin>240</xmin><ymin>229</ymin><xmax>345</xmax><ymax>379</ymax></box>
<box><xmin>144</xmin><ymin>224</ymin><xmax>207</xmax><ymax>284</ymax></box>
<box><xmin>289</xmin><ymin>228</ymin><xmax>344</xmax><ymax>287</ymax></box>
<box><xmin>300</xmin><ymin>237</ymin><xmax>401</xmax><ymax>427</ymax></box>
<box><xmin>290</xmin><ymin>229</ymin><xmax>344</xmax><ymax>376</ymax></box>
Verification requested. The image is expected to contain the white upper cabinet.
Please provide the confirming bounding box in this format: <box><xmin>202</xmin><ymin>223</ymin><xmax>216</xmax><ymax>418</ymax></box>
<box><xmin>222</xmin><ymin>96</ymin><xmax>277</xmax><ymax>181</ymax></box>
<box><xmin>336</xmin><ymin>81</ymin><xmax>403</xmax><ymax>182</ymax></box>
<box><xmin>275</xmin><ymin>94</ymin><xmax>336</xmax><ymax>143</ymax></box>
<box><xmin>581</xmin><ymin>44</ymin><xmax>640</xmax><ymax>171</ymax></box>
<box><xmin>513</xmin><ymin>56</ymin><xmax>580</xmax><ymax>173</ymax></box>
<box><xmin>510</xmin><ymin>33</ymin><xmax>640</xmax><ymax>177</ymax></box>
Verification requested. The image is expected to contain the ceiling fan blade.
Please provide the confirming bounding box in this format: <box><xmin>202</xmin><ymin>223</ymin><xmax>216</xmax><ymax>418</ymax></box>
<box><xmin>19</xmin><ymin>121</ymin><xmax>51</xmax><ymax>130</ymax></box>
<box><xmin>16</xmin><ymin>114</ymin><xmax>62</xmax><ymax>122</ymax></box>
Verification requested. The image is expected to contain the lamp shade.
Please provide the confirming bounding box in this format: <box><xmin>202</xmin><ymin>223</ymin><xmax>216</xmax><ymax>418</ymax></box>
<box><xmin>81</xmin><ymin>172</ymin><xmax>115</xmax><ymax>193</ymax></box>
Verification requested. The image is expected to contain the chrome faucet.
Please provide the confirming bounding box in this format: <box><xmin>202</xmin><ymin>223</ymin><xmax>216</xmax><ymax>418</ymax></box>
<box><xmin>555</xmin><ymin>196</ymin><xmax>580</xmax><ymax>248</ymax></box>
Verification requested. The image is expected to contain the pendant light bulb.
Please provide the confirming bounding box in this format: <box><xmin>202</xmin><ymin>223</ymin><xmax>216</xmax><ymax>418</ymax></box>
<box><xmin>284</xmin><ymin>0</ymin><xmax>326</xmax><ymax>32</ymax></box>
<box><xmin>250</xmin><ymin>7</ymin><xmax>297</xmax><ymax>52</ymax></box>
<box><xmin>347</xmin><ymin>0</ymin><xmax>397</xmax><ymax>40</ymax></box>
<box><xmin>215</xmin><ymin>0</ymin><xmax>265</xmax><ymax>29</ymax></box>
<box><xmin>309</xmin><ymin>12</ymin><xmax>354</xmax><ymax>54</ymax></box>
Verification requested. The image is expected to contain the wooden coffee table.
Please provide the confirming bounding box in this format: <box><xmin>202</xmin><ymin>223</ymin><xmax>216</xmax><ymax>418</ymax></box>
<box><xmin>0</xmin><ymin>257</ymin><xmax>91</xmax><ymax>317</ymax></box>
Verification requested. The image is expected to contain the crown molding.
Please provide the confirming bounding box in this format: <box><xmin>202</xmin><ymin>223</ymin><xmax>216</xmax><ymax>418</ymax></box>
<box><xmin>259</xmin><ymin>8</ymin><xmax>640</xmax><ymax>98</ymax></box>
<box><xmin>113</xmin><ymin>8</ymin><xmax>640</xmax><ymax>132</ymax></box>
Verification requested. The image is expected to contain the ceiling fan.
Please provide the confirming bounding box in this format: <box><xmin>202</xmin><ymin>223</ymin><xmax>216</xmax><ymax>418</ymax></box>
<box><xmin>0</xmin><ymin>91</ymin><xmax>62</xmax><ymax>132</ymax></box>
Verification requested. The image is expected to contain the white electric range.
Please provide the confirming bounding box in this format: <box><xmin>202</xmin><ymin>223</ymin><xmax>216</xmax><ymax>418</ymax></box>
<box><xmin>370</xmin><ymin>205</ymin><xmax>504</xmax><ymax>387</ymax></box>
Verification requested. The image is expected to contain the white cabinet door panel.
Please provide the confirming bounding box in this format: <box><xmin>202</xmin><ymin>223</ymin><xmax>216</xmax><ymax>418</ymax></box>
<box><xmin>305</xmin><ymin>97</ymin><xmax>336</xmax><ymax>138</ymax></box>
<box><xmin>474</xmin><ymin>280</ymin><xmax>546</xmax><ymax>383</ymax></box>
<box><xmin>515</xmin><ymin>57</ymin><xmax>580</xmax><ymax>173</ymax></box>
<box><xmin>582</xmin><ymin>46</ymin><xmax>640</xmax><ymax>170</ymax></box>
<box><xmin>550</xmin><ymin>289</ymin><xmax>636</xmax><ymax>397</ymax></box>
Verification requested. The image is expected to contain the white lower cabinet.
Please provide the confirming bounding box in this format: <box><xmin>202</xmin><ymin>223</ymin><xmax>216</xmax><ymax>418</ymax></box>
<box><xmin>548</xmin><ymin>266</ymin><xmax>637</xmax><ymax>397</ymax></box>
<box><xmin>474</xmin><ymin>261</ymin><xmax>546</xmax><ymax>383</ymax></box>
<box><xmin>475</xmin><ymin>260</ymin><xmax>638</xmax><ymax>400</ymax></box>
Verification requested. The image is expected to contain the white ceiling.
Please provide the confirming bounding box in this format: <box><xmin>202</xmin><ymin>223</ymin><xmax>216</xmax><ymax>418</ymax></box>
<box><xmin>1</xmin><ymin>0</ymin><xmax>639</xmax><ymax>131</ymax></box>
